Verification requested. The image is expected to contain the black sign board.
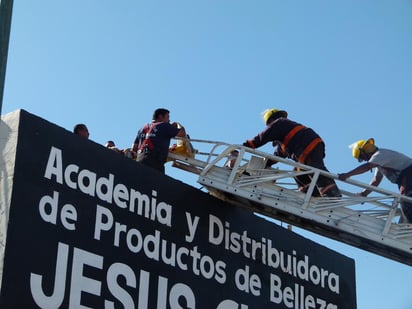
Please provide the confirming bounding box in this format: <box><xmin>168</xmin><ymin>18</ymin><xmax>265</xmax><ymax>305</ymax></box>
<box><xmin>0</xmin><ymin>110</ymin><xmax>356</xmax><ymax>308</ymax></box>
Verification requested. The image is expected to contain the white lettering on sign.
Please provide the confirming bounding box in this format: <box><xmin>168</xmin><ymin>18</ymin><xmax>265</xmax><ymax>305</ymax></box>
<box><xmin>44</xmin><ymin>146</ymin><xmax>172</xmax><ymax>227</ymax></box>
<box><xmin>30</xmin><ymin>242</ymin><xmax>196</xmax><ymax>308</ymax></box>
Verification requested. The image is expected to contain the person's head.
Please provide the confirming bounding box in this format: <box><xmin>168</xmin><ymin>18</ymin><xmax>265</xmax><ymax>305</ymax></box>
<box><xmin>350</xmin><ymin>138</ymin><xmax>377</xmax><ymax>162</ymax></box>
<box><xmin>262</xmin><ymin>108</ymin><xmax>288</xmax><ymax>125</ymax></box>
<box><xmin>226</xmin><ymin>150</ymin><xmax>239</xmax><ymax>168</ymax></box>
<box><xmin>73</xmin><ymin>124</ymin><xmax>89</xmax><ymax>139</ymax></box>
<box><xmin>152</xmin><ymin>108</ymin><xmax>170</xmax><ymax>123</ymax></box>
<box><xmin>105</xmin><ymin>140</ymin><xmax>115</xmax><ymax>148</ymax></box>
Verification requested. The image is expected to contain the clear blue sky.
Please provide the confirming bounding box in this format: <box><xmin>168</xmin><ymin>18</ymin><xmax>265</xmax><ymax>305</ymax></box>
<box><xmin>3</xmin><ymin>1</ymin><xmax>412</xmax><ymax>308</ymax></box>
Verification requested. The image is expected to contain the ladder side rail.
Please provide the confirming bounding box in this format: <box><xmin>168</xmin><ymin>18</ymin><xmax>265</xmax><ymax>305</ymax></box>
<box><xmin>171</xmin><ymin>139</ymin><xmax>412</xmax><ymax>214</ymax></box>
<box><xmin>172</xmin><ymin>139</ymin><xmax>412</xmax><ymax>213</ymax></box>
<box><xmin>171</xmin><ymin>137</ymin><xmax>232</xmax><ymax>165</ymax></box>
<box><xmin>169</xmin><ymin>139</ymin><xmax>412</xmax><ymax>230</ymax></box>
<box><xmin>169</xmin><ymin>137</ymin><xmax>410</xmax><ymax>201</ymax></box>
<box><xmin>225</xmin><ymin>144</ymin><xmax>406</xmax><ymax>200</ymax></box>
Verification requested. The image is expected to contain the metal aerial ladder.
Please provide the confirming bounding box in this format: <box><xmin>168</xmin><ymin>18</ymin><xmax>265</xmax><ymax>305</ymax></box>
<box><xmin>168</xmin><ymin>138</ymin><xmax>412</xmax><ymax>266</ymax></box>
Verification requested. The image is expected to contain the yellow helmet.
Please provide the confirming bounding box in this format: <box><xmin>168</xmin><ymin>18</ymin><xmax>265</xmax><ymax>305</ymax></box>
<box><xmin>262</xmin><ymin>108</ymin><xmax>287</xmax><ymax>124</ymax></box>
<box><xmin>350</xmin><ymin>138</ymin><xmax>376</xmax><ymax>161</ymax></box>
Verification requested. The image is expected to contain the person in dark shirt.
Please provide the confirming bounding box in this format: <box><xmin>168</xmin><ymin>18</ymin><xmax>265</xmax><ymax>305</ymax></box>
<box><xmin>243</xmin><ymin>108</ymin><xmax>340</xmax><ymax>197</ymax></box>
<box><xmin>133</xmin><ymin>108</ymin><xmax>186</xmax><ymax>174</ymax></box>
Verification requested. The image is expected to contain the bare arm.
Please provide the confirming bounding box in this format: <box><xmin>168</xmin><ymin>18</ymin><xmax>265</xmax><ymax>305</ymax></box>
<box><xmin>338</xmin><ymin>162</ymin><xmax>377</xmax><ymax>180</ymax></box>
<box><xmin>360</xmin><ymin>172</ymin><xmax>383</xmax><ymax>196</ymax></box>
<box><xmin>338</xmin><ymin>162</ymin><xmax>381</xmax><ymax>196</ymax></box>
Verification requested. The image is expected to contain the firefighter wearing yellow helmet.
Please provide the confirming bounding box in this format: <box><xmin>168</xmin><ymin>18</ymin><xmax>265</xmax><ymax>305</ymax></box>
<box><xmin>243</xmin><ymin>108</ymin><xmax>341</xmax><ymax>198</ymax></box>
<box><xmin>262</xmin><ymin>108</ymin><xmax>288</xmax><ymax>125</ymax></box>
<box><xmin>350</xmin><ymin>138</ymin><xmax>377</xmax><ymax>162</ymax></box>
<box><xmin>338</xmin><ymin>138</ymin><xmax>412</xmax><ymax>223</ymax></box>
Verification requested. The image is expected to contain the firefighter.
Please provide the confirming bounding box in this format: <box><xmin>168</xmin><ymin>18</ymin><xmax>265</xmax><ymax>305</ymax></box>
<box><xmin>338</xmin><ymin>138</ymin><xmax>412</xmax><ymax>223</ymax></box>
<box><xmin>243</xmin><ymin>108</ymin><xmax>341</xmax><ymax>197</ymax></box>
<box><xmin>133</xmin><ymin>108</ymin><xmax>186</xmax><ymax>174</ymax></box>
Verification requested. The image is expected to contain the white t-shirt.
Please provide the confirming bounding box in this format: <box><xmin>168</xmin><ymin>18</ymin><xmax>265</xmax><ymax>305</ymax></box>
<box><xmin>369</xmin><ymin>148</ymin><xmax>412</xmax><ymax>183</ymax></box>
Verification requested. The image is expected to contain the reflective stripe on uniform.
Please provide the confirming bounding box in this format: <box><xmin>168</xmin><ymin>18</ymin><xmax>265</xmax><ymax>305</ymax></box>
<box><xmin>298</xmin><ymin>137</ymin><xmax>323</xmax><ymax>163</ymax></box>
<box><xmin>280</xmin><ymin>125</ymin><xmax>306</xmax><ymax>154</ymax></box>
